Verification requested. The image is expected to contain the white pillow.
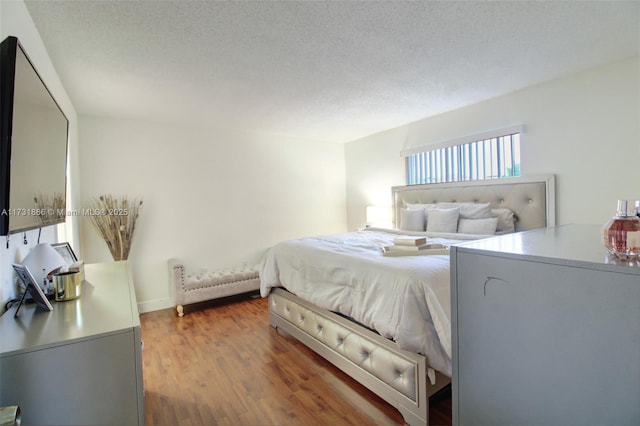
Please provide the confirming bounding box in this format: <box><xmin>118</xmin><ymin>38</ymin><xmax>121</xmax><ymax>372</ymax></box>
<box><xmin>491</xmin><ymin>208</ymin><xmax>515</xmax><ymax>233</ymax></box>
<box><xmin>436</xmin><ymin>202</ymin><xmax>491</xmax><ymax>219</ymax></box>
<box><xmin>400</xmin><ymin>208</ymin><xmax>425</xmax><ymax>231</ymax></box>
<box><xmin>426</xmin><ymin>208</ymin><xmax>459</xmax><ymax>233</ymax></box>
<box><xmin>406</xmin><ymin>203</ymin><xmax>435</xmax><ymax>210</ymax></box>
<box><xmin>458</xmin><ymin>217</ymin><xmax>499</xmax><ymax>235</ymax></box>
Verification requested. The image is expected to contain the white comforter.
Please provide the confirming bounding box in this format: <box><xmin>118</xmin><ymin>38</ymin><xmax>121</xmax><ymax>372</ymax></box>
<box><xmin>260</xmin><ymin>227</ymin><xmax>490</xmax><ymax>377</ymax></box>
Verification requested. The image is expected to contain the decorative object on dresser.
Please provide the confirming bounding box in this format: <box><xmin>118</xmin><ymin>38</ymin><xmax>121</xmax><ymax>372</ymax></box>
<box><xmin>51</xmin><ymin>242</ymin><xmax>77</xmax><ymax>266</ymax></box>
<box><xmin>450</xmin><ymin>224</ymin><xmax>639</xmax><ymax>425</ymax></box>
<box><xmin>169</xmin><ymin>259</ymin><xmax>260</xmax><ymax>316</ymax></box>
<box><xmin>11</xmin><ymin>263</ymin><xmax>53</xmax><ymax>316</ymax></box>
<box><xmin>602</xmin><ymin>199</ymin><xmax>640</xmax><ymax>260</ymax></box>
<box><xmin>52</xmin><ymin>241</ymin><xmax>84</xmax><ymax>280</ymax></box>
<box><xmin>52</xmin><ymin>270</ymin><xmax>82</xmax><ymax>302</ymax></box>
<box><xmin>85</xmin><ymin>194</ymin><xmax>143</xmax><ymax>260</ymax></box>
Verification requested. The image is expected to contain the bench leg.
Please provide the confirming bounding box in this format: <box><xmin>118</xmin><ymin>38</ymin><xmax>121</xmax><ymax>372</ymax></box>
<box><xmin>176</xmin><ymin>305</ymin><xmax>184</xmax><ymax>317</ymax></box>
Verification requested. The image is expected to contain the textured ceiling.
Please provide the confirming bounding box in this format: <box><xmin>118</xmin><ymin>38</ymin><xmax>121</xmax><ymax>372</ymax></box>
<box><xmin>24</xmin><ymin>0</ymin><xmax>640</xmax><ymax>143</ymax></box>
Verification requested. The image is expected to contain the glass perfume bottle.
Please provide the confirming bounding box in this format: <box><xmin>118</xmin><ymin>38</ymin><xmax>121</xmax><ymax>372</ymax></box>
<box><xmin>602</xmin><ymin>200</ymin><xmax>640</xmax><ymax>261</ymax></box>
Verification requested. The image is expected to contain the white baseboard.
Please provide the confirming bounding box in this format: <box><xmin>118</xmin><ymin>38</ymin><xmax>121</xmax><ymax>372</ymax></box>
<box><xmin>137</xmin><ymin>297</ymin><xmax>173</xmax><ymax>314</ymax></box>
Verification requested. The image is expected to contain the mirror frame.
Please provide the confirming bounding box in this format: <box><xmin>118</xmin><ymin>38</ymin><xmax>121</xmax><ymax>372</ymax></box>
<box><xmin>0</xmin><ymin>36</ymin><xmax>69</xmax><ymax>236</ymax></box>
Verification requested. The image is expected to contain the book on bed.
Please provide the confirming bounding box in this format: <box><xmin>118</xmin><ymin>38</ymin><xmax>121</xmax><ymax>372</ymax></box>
<box><xmin>392</xmin><ymin>236</ymin><xmax>428</xmax><ymax>246</ymax></box>
<box><xmin>386</xmin><ymin>243</ymin><xmax>431</xmax><ymax>251</ymax></box>
<box><xmin>381</xmin><ymin>243</ymin><xmax>449</xmax><ymax>256</ymax></box>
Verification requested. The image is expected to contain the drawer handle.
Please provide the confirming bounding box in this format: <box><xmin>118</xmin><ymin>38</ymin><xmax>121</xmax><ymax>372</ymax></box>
<box><xmin>483</xmin><ymin>276</ymin><xmax>508</xmax><ymax>296</ymax></box>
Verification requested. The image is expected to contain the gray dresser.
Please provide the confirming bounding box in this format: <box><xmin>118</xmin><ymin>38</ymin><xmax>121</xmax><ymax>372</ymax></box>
<box><xmin>0</xmin><ymin>261</ymin><xmax>144</xmax><ymax>425</ymax></box>
<box><xmin>451</xmin><ymin>224</ymin><xmax>639</xmax><ymax>425</ymax></box>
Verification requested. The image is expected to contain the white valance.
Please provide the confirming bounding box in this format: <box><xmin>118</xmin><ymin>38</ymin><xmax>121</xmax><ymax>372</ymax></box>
<box><xmin>400</xmin><ymin>124</ymin><xmax>525</xmax><ymax>157</ymax></box>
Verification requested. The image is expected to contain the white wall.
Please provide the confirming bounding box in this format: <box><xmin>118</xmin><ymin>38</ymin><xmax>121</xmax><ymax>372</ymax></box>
<box><xmin>0</xmin><ymin>0</ymin><xmax>80</xmax><ymax>307</ymax></box>
<box><xmin>78</xmin><ymin>116</ymin><xmax>346</xmax><ymax>312</ymax></box>
<box><xmin>345</xmin><ymin>56</ymin><xmax>640</xmax><ymax>231</ymax></box>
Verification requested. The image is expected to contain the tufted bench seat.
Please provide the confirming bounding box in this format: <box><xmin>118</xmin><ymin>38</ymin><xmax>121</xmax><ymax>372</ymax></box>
<box><xmin>168</xmin><ymin>259</ymin><xmax>260</xmax><ymax>316</ymax></box>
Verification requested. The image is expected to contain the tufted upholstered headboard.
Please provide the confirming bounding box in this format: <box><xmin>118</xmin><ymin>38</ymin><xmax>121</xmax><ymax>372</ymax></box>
<box><xmin>392</xmin><ymin>175</ymin><xmax>555</xmax><ymax>232</ymax></box>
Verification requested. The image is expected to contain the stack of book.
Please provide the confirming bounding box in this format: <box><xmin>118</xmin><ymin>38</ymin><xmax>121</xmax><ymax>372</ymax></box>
<box><xmin>381</xmin><ymin>236</ymin><xmax>449</xmax><ymax>256</ymax></box>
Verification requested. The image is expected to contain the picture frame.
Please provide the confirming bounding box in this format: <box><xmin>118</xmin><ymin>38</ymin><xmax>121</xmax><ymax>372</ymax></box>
<box><xmin>12</xmin><ymin>263</ymin><xmax>54</xmax><ymax>316</ymax></box>
<box><xmin>52</xmin><ymin>242</ymin><xmax>78</xmax><ymax>267</ymax></box>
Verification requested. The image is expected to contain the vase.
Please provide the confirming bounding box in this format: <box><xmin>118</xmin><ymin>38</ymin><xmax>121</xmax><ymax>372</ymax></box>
<box><xmin>602</xmin><ymin>200</ymin><xmax>640</xmax><ymax>261</ymax></box>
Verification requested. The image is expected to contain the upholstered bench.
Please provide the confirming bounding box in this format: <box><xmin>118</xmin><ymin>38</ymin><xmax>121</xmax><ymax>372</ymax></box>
<box><xmin>168</xmin><ymin>259</ymin><xmax>260</xmax><ymax>316</ymax></box>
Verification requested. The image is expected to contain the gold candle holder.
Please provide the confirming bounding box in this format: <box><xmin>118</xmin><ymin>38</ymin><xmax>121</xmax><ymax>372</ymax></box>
<box><xmin>53</xmin><ymin>271</ymin><xmax>82</xmax><ymax>301</ymax></box>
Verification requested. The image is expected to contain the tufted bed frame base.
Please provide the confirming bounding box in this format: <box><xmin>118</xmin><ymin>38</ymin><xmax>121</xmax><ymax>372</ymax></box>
<box><xmin>268</xmin><ymin>175</ymin><xmax>555</xmax><ymax>426</ymax></box>
<box><xmin>269</xmin><ymin>288</ymin><xmax>447</xmax><ymax>425</ymax></box>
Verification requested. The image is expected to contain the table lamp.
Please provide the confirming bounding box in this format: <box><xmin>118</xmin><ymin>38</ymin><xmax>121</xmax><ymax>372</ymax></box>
<box><xmin>22</xmin><ymin>243</ymin><xmax>65</xmax><ymax>292</ymax></box>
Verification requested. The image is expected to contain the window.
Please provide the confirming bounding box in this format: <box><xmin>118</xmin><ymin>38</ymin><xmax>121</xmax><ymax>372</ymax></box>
<box><xmin>406</xmin><ymin>131</ymin><xmax>521</xmax><ymax>185</ymax></box>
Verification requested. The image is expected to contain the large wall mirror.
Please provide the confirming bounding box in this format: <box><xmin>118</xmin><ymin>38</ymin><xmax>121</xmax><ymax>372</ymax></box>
<box><xmin>1</xmin><ymin>36</ymin><xmax>69</xmax><ymax>235</ymax></box>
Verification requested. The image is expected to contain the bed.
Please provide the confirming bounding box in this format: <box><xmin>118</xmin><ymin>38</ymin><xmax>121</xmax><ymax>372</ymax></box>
<box><xmin>260</xmin><ymin>175</ymin><xmax>555</xmax><ymax>426</ymax></box>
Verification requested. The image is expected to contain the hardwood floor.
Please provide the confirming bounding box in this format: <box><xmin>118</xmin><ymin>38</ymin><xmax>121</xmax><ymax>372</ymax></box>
<box><xmin>140</xmin><ymin>294</ymin><xmax>452</xmax><ymax>426</ymax></box>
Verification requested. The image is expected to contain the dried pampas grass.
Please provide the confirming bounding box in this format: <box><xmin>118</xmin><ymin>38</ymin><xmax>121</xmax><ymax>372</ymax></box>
<box><xmin>34</xmin><ymin>193</ymin><xmax>65</xmax><ymax>225</ymax></box>
<box><xmin>86</xmin><ymin>195</ymin><xmax>143</xmax><ymax>261</ymax></box>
